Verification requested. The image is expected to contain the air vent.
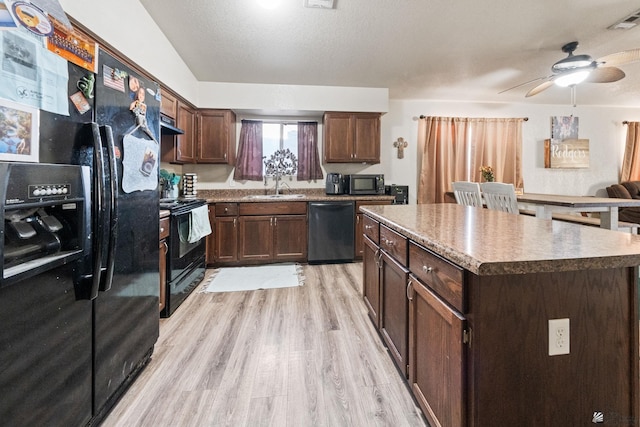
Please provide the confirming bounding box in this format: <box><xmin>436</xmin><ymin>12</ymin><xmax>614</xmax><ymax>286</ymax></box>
<box><xmin>303</xmin><ymin>0</ymin><xmax>335</xmax><ymax>9</ymax></box>
<box><xmin>608</xmin><ymin>8</ymin><xmax>640</xmax><ymax>30</ymax></box>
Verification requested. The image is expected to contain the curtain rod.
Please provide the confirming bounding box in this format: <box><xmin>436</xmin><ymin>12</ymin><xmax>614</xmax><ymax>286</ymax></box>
<box><xmin>418</xmin><ymin>115</ymin><xmax>528</xmax><ymax>121</ymax></box>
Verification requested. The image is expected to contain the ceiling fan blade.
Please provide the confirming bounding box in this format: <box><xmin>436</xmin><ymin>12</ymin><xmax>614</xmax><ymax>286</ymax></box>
<box><xmin>596</xmin><ymin>48</ymin><xmax>640</xmax><ymax>67</ymax></box>
<box><xmin>585</xmin><ymin>66</ymin><xmax>625</xmax><ymax>83</ymax></box>
<box><xmin>525</xmin><ymin>80</ymin><xmax>554</xmax><ymax>97</ymax></box>
<box><xmin>498</xmin><ymin>75</ymin><xmax>549</xmax><ymax>94</ymax></box>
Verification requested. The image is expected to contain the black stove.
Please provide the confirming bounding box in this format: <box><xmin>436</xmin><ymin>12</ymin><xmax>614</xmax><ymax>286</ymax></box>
<box><xmin>159</xmin><ymin>197</ymin><xmax>207</xmax><ymax>318</ymax></box>
<box><xmin>159</xmin><ymin>198</ymin><xmax>205</xmax><ymax>214</ymax></box>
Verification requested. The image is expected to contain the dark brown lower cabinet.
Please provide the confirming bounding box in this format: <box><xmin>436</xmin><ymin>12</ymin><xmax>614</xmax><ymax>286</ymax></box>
<box><xmin>238</xmin><ymin>216</ymin><xmax>272</xmax><ymax>261</ymax></box>
<box><xmin>380</xmin><ymin>251</ymin><xmax>410</xmax><ymax>377</ymax></box>
<box><xmin>215</xmin><ymin>216</ymin><xmax>238</xmax><ymax>263</ymax></box>
<box><xmin>272</xmin><ymin>215</ymin><xmax>307</xmax><ymax>261</ymax></box>
<box><xmin>362</xmin><ymin>235</ymin><xmax>381</xmax><ymax>327</ymax></box>
<box><xmin>233</xmin><ymin>202</ymin><xmax>307</xmax><ymax>264</ymax></box>
<box><xmin>408</xmin><ymin>274</ymin><xmax>465</xmax><ymax>427</ymax></box>
<box><xmin>238</xmin><ymin>214</ymin><xmax>307</xmax><ymax>262</ymax></box>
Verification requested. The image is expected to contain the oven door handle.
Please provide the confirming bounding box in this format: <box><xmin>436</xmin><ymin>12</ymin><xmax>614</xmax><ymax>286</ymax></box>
<box><xmin>99</xmin><ymin>125</ymin><xmax>118</xmax><ymax>292</ymax></box>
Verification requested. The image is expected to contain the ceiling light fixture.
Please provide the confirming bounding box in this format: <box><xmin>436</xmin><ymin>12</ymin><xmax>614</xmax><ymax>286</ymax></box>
<box><xmin>551</xmin><ymin>54</ymin><xmax>594</xmax><ymax>72</ymax></box>
<box><xmin>303</xmin><ymin>0</ymin><xmax>335</xmax><ymax>9</ymax></box>
<box><xmin>554</xmin><ymin>70</ymin><xmax>591</xmax><ymax>87</ymax></box>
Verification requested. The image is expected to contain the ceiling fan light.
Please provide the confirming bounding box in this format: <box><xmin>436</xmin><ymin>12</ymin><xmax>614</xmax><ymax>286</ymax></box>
<box><xmin>555</xmin><ymin>70</ymin><xmax>591</xmax><ymax>87</ymax></box>
<box><xmin>552</xmin><ymin>54</ymin><xmax>594</xmax><ymax>72</ymax></box>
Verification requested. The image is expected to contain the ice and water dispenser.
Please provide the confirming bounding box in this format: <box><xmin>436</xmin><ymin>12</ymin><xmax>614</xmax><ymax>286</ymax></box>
<box><xmin>0</xmin><ymin>162</ymin><xmax>90</xmax><ymax>287</ymax></box>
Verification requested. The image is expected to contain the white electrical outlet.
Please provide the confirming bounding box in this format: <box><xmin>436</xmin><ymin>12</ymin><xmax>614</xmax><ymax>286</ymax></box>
<box><xmin>548</xmin><ymin>318</ymin><xmax>570</xmax><ymax>356</ymax></box>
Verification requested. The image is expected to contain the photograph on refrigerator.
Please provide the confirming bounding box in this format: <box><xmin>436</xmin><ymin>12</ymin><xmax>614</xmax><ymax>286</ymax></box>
<box><xmin>0</xmin><ymin>97</ymin><xmax>38</xmax><ymax>162</ymax></box>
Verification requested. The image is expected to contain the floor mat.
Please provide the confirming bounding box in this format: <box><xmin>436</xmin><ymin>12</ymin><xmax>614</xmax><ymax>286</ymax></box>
<box><xmin>201</xmin><ymin>263</ymin><xmax>303</xmax><ymax>293</ymax></box>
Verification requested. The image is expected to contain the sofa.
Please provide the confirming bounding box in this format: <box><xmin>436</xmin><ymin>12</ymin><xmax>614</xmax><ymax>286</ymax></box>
<box><xmin>606</xmin><ymin>181</ymin><xmax>640</xmax><ymax>223</ymax></box>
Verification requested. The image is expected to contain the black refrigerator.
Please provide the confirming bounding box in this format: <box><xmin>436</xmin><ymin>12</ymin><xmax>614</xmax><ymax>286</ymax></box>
<box><xmin>0</xmin><ymin>49</ymin><xmax>160</xmax><ymax>425</ymax></box>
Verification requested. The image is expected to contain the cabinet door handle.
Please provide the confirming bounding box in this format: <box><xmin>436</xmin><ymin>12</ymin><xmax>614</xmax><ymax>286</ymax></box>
<box><xmin>385</xmin><ymin>239</ymin><xmax>395</xmax><ymax>246</ymax></box>
<box><xmin>406</xmin><ymin>279</ymin><xmax>413</xmax><ymax>301</ymax></box>
<box><xmin>233</xmin><ymin>218</ymin><xmax>237</xmax><ymax>227</ymax></box>
<box><xmin>163</xmin><ymin>241</ymin><xmax>168</xmax><ymax>252</ymax></box>
<box><xmin>364</xmin><ymin>225</ymin><xmax>372</xmax><ymax>230</ymax></box>
<box><xmin>377</xmin><ymin>250</ymin><xmax>383</xmax><ymax>268</ymax></box>
<box><xmin>224</xmin><ymin>207</ymin><xmax>229</xmax><ymax>213</ymax></box>
<box><xmin>224</xmin><ymin>153</ymin><xmax>227</xmax><ymax>160</ymax></box>
<box><xmin>160</xmin><ymin>227</ymin><xmax>165</xmax><ymax>234</ymax></box>
<box><xmin>422</xmin><ymin>265</ymin><xmax>433</xmax><ymax>273</ymax></box>
<box><xmin>274</xmin><ymin>217</ymin><xmax>277</xmax><ymax>226</ymax></box>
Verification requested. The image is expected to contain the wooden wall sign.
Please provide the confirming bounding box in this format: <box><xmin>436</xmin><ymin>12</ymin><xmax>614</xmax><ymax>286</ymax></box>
<box><xmin>544</xmin><ymin>138</ymin><xmax>589</xmax><ymax>169</ymax></box>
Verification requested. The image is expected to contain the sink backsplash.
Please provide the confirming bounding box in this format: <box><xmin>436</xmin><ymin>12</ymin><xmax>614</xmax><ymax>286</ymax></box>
<box><xmin>197</xmin><ymin>188</ymin><xmax>327</xmax><ymax>199</ymax></box>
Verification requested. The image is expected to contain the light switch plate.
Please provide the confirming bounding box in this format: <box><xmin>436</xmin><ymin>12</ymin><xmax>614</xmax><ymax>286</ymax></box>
<box><xmin>549</xmin><ymin>318</ymin><xmax>570</xmax><ymax>356</ymax></box>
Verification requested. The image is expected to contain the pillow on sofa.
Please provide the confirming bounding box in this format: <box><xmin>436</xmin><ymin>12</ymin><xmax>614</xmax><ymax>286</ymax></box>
<box><xmin>621</xmin><ymin>181</ymin><xmax>640</xmax><ymax>199</ymax></box>
<box><xmin>607</xmin><ymin>184</ymin><xmax>632</xmax><ymax>199</ymax></box>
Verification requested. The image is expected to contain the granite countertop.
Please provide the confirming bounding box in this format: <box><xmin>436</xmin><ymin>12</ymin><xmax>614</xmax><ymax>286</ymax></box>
<box><xmin>198</xmin><ymin>188</ymin><xmax>395</xmax><ymax>203</ymax></box>
<box><xmin>361</xmin><ymin>203</ymin><xmax>640</xmax><ymax>276</ymax></box>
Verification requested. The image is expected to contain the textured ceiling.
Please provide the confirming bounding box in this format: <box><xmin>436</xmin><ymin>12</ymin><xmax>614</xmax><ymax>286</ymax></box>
<box><xmin>139</xmin><ymin>0</ymin><xmax>640</xmax><ymax>106</ymax></box>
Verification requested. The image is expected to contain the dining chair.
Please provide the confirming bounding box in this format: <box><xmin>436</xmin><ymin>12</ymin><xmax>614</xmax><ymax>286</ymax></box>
<box><xmin>480</xmin><ymin>182</ymin><xmax>519</xmax><ymax>214</ymax></box>
<box><xmin>452</xmin><ymin>181</ymin><xmax>483</xmax><ymax>207</ymax></box>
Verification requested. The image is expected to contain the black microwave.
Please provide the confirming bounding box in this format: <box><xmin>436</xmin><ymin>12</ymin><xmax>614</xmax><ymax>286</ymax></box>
<box><xmin>344</xmin><ymin>174</ymin><xmax>385</xmax><ymax>195</ymax></box>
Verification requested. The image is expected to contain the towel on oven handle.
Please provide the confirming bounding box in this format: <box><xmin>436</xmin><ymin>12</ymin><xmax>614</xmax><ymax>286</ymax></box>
<box><xmin>186</xmin><ymin>205</ymin><xmax>212</xmax><ymax>243</ymax></box>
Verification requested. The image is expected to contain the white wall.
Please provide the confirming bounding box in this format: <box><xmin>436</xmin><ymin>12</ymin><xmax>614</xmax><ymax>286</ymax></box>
<box><xmin>382</xmin><ymin>100</ymin><xmax>640</xmax><ymax>203</ymax></box>
<box><xmin>197</xmin><ymin>82</ymin><xmax>388</xmax><ymax>113</ymax></box>
<box><xmin>59</xmin><ymin>0</ymin><xmax>640</xmax><ymax>200</ymax></box>
<box><xmin>59</xmin><ymin>0</ymin><xmax>200</xmax><ymax>103</ymax></box>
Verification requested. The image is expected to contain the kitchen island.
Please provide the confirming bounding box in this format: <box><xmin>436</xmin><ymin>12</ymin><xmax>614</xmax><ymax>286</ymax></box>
<box><xmin>360</xmin><ymin>203</ymin><xmax>640</xmax><ymax>427</ymax></box>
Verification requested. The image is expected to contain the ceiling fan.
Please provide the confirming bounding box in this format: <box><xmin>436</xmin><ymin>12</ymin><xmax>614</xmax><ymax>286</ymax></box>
<box><xmin>501</xmin><ymin>41</ymin><xmax>640</xmax><ymax>97</ymax></box>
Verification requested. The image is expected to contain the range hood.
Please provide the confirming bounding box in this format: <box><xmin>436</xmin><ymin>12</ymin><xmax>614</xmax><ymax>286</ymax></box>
<box><xmin>160</xmin><ymin>114</ymin><xmax>184</xmax><ymax>135</ymax></box>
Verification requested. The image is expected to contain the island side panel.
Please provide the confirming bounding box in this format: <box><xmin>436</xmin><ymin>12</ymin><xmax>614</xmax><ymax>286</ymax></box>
<box><xmin>466</xmin><ymin>267</ymin><xmax>639</xmax><ymax>427</ymax></box>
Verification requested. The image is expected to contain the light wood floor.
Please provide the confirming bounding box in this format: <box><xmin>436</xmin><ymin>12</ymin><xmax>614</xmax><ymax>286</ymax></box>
<box><xmin>102</xmin><ymin>263</ymin><xmax>427</xmax><ymax>427</ymax></box>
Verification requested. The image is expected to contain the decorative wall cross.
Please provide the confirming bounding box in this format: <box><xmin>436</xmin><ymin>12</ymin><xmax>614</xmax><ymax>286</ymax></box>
<box><xmin>393</xmin><ymin>137</ymin><xmax>408</xmax><ymax>159</ymax></box>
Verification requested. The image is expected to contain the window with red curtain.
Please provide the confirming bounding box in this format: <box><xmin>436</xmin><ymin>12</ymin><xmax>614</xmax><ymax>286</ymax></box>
<box><xmin>233</xmin><ymin>120</ymin><xmax>263</xmax><ymax>181</ymax></box>
<box><xmin>297</xmin><ymin>121</ymin><xmax>323</xmax><ymax>181</ymax></box>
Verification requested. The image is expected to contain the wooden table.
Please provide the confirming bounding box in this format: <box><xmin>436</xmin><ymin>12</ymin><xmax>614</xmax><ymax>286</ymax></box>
<box><xmin>517</xmin><ymin>192</ymin><xmax>640</xmax><ymax>231</ymax></box>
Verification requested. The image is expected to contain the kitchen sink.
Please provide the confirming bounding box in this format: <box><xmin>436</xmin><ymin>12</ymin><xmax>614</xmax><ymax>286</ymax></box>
<box><xmin>243</xmin><ymin>194</ymin><xmax>306</xmax><ymax>200</ymax></box>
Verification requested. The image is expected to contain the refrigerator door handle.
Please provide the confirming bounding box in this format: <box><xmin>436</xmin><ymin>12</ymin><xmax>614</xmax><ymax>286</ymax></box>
<box><xmin>99</xmin><ymin>125</ymin><xmax>118</xmax><ymax>292</ymax></box>
<box><xmin>89</xmin><ymin>122</ymin><xmax>106</xmax><ymax>299</ymax></box>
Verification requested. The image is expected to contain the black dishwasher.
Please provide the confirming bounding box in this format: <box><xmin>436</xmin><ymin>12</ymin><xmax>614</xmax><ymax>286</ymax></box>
<box><xmin>308</xmin><ymin>201</ymin><xmax>355</xmax><ymax>263</ymax></box>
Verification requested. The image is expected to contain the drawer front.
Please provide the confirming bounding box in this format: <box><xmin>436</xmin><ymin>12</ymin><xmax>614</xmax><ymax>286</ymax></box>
<box><xmin>215</xmin><ymin>203</ymin><xmax>238</xmax><ymax>216</ymax></box>
<box><xmin>379</xmin><ymin>224</ymin><xmax>407</xmax><ymax>265</ymax></box>
<box><xmin>159</xmin><ymin>217</ymin><xmax>170</xmax><ymax>240</ymax></box>
<box><xmin>239</xmin><ymin>201</ymin><xmax>307</xmax><ymax>216</ymax></box>
<box><xmin>409</xmin><ymin>241</ymin><xmax>464</xmax><ymax>313</ymax></box>
<box><xmin>362</xmin><ymin>215</ymin><xmax>379</xmax><ymax>243</ymax></box>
